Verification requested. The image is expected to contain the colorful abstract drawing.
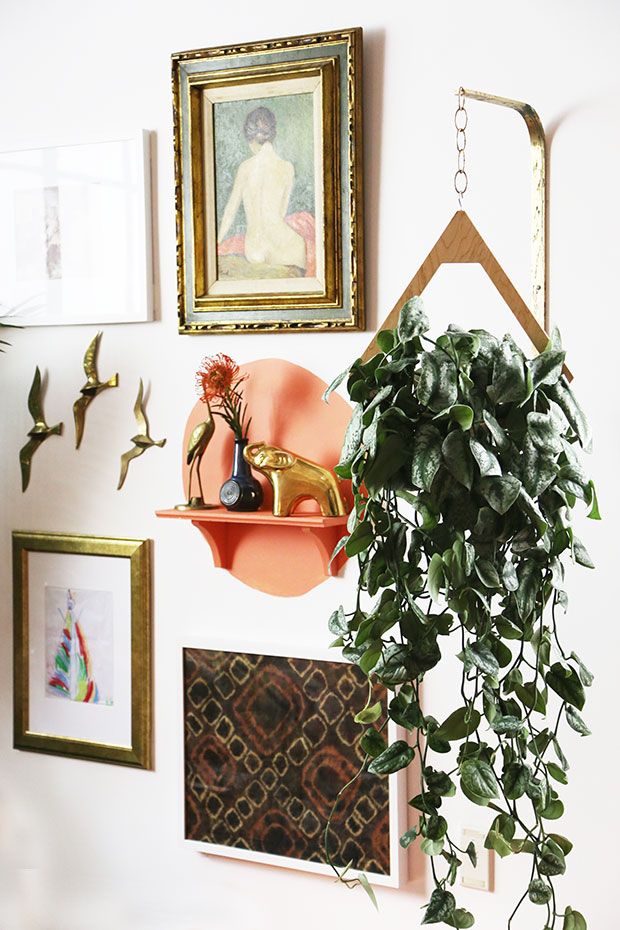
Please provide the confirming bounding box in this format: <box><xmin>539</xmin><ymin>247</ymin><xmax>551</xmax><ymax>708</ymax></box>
<box><xmin>45</xmin><ymin>586</ymin><xmax>113</xmax><ymax>705</ymax></box>
<box><xmin>47</xmin><ymin>589</ymin><xmax>100</xmax><ymax>702</ymax></box>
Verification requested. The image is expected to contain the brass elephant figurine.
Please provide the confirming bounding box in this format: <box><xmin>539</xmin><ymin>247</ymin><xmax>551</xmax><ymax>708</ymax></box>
<box><xmin>243</xmin><ymin>441</ymin><xmax>347</xmax><ymax>518</ymax></box>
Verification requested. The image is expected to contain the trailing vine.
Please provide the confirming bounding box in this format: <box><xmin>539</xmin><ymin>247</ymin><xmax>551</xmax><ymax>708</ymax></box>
<box><xmin>325</xmin><ymin>298</ymin><xmax>598</xmax><ymax>929</ymax></box>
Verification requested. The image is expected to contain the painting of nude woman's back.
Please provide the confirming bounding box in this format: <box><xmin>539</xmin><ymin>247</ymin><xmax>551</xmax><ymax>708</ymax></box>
<box><xmin>214</xmin><ymin>93</ymin><xmax>320</xmax><ymax>285</ymax></box>
<box><xmin>173</xmin><ymin>29</ymin><xmax>364</xmax><ymax>332</ymax></box>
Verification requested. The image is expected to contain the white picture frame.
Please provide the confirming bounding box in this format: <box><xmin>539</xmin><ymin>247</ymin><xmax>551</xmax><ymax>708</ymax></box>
<box><xmin>0</xmin><ymin>131</ymin><xmax>153</xmax><ymax>326</ymax></box>
<box><xmin>180</xmin><ymin>635</ymin><xmax>408</xmax><ymax>888</ymax></box>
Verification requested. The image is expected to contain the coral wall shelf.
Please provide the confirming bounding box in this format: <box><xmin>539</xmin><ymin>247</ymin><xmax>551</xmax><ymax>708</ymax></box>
<box><xmin>156</xmin><ymin>507</ymin><xmax>349</xmax><ymax>581</ymax></box>
<box><xmin>156</xmin><ymin>359</ymin><xmax>352</xmax><ymax>597</ymax></box>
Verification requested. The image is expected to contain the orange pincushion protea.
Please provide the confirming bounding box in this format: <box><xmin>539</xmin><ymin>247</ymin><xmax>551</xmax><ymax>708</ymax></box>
<box><xmin>195</xmin><ymin>354</ymin><xmax>250</xmax><ymax>440</ymax></box>
<box><xmin>196</xmin><ymin>353</ymin><xmax>246</xmax><ymax>401</ymax></box>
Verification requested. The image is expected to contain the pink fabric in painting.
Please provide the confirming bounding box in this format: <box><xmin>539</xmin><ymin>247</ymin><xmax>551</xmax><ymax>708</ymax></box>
<box><xmin>217</xmin><ymin>211</ymin><xmax>316</xmax><ymax>277</ymax></box>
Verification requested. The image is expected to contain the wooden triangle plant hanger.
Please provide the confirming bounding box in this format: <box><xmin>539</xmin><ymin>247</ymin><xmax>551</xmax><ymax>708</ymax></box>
<box><xmin>362</xmin><ymin>89</ymin><xmax>572</xmax><ymax>382</ymax></box>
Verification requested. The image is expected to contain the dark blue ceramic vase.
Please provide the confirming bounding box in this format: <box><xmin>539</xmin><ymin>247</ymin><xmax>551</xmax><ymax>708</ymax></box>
<box><xmin>219</xmin><ymin>438</ymin><xmax>263</xmax><ymax>512</ymax></box>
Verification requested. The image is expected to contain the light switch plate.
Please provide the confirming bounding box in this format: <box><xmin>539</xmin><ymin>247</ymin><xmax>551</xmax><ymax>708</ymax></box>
<box><xmin>461</xmin><ymin>828</ymin><xmax>493</xmax><ymax>891</ymax></box>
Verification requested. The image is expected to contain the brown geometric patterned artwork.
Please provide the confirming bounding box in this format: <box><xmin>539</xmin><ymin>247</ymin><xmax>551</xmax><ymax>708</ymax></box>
<box><xmin>183</xmin><ymin>648</ymin><xmax>391</xmax><ymax>875</ymax></box>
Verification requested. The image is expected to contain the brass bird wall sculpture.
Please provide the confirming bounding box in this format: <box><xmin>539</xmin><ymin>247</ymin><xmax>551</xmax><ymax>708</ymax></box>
<box><xmin>20</xmin><ymin>367</ymin><xmax>63</xmax><ymax>492</ymax></box>
<box><xmin>117</xmin><ymin>379</ymin><xmax>166</xmax><ymax>490</ymax></box>
<box><xmin>175</xmin><ymin>402</ymin><xmax>216</xmax><ymax>510</ymax></box>
<box><xmin>73</xmin><ymin>331</ymin><xmax>119</xmax><ymax>448</ymax></box>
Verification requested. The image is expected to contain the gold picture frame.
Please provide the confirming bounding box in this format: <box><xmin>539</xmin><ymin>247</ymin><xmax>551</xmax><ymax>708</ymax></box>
<box><xmin>172</xmin><ymin>27</ymin><xmax>365</xmax><ymax>334</ymax></box>
<box><xmin>13</xmin><ymin>532</ymin><xmax>152</xmax><ymax>768</ymax></box>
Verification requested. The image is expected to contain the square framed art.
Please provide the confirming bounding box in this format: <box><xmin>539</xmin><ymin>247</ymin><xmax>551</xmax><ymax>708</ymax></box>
<box><xmin>172</xmin><ymin>28</ymin><xmax>365</xmax><ymax>333</ymax></box>
<box><xmin>0</xmin><ymin>131</ymin><xmax>153</xmax><ymax>326</ymax></box>
<box><xmin>13</xmin><ymin>532</ymin><xmax>152</xmax><ymax>768</ymax></box>
<box><xmin>181</xmin><ymin>640</ymin><xmax>407</xmax><ymax>886</ymax></box>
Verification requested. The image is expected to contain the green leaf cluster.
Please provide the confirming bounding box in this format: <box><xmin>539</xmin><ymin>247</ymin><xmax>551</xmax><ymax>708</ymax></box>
<box><xmin>327</xmin><ymin>299</ymin><xmax>596</xmax><ymax>928</ymax></box>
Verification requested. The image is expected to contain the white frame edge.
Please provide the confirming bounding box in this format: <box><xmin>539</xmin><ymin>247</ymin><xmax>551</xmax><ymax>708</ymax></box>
<box><xmin>0</xmin><ymin>129</ymin><xmax>154</xmax><ymax>326</ymax></box>
<box><xmin>178</xmin><ymin>633</ymin><xmax>408</xmax><ymax>888</ymax></box>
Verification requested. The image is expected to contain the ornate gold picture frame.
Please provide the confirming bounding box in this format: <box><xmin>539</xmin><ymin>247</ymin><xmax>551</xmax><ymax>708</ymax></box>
<box><xmin>172</xmin><ymin>28</ymin><xmax>365</xmax><ymax>334</ymax></box>
<box><xmin>13</xmin><ymin>532</ymin><xmax>152</xmax><ymax>768</ymax></box>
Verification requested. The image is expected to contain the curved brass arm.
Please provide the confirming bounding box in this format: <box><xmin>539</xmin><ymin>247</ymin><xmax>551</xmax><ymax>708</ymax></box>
<box><xmin>460</xmin><ymin>88</ymin><xmax>547</xmax><ymax>329</ymax></box>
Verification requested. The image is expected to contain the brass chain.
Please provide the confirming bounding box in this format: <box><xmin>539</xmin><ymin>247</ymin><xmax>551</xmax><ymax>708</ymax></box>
<box><xmin>454</xmin><ymin>87</ymin><xmax>468</xmax><ymax>206</ymax></box>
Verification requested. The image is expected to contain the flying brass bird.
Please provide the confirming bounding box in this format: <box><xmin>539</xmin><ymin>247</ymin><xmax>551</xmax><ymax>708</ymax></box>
<box><xmin>73</xmin><ymin>331</ymin><xmax>119</xmax><ymax>449</ymax></box>
<box><xmin>175</xmin><ymin>402</ymin><xmax>216</xmax><ymax>510</ymax></box>
<box><xmin>117</xmin><ymin>379</ymin><xmax>166</xmax><ymax>490</ymax></box>
<box><xmin>20</xmin><ymin>367</ymin><xmax>63</xmax><ymax>492</ymax></box>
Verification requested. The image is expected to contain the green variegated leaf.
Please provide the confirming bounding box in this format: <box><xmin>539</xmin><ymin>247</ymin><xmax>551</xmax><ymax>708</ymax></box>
<box><xmin>328</xmin><ymin>605</ymin><xmax>348</xmax><ymax>635</ymax></box>
<box><xmin>489</xmin><ymin>336</ymin><xmax>527</xmax><ymax>403</ymax></box>
<box><xmin>399</xmin><ymin>827</ymin><xmax>418</xmax><ymax>849</ymax></box>
<box><xmin>436</xmin><ymin>706</ymin><xmax>481</xmax><ymax>741</ymax></box>
<box><xmin>515</xmin><ymin>561</ymin><xmax>540</xmax><ymax>619</ymax></box>
<box><xmin>547</xmin><ymin>378</ymin><xmax>592</xmax><ymax>451</ymax></box>
<box><xmin>446</xmin><ymin>908</ymin><xmax>475</xmax><ymax>929</ymax></box>
<box><xmin>503</xmin><ymin>762</ymin><xmax>530</xmax><ymax>800</ymax></box>
<box><xmin>420</xmin><ymin>836</ymin><xmax>444</xmax><ymax>856</ymax></box>
<box><xmin>482</xmin><ymin>409</ymin><xmax>510</xmax><ymax>450</ymax></box>
<box><xmin>354</xmin><ymin>702</ymin><xmax>382</xmax><ymax>724</ymax></box>
<box><xmin>517</xmin><ymin>486</ymin><xmax>548</xmax><ymax>534</ymax></box>
<box><xmin>491</xmin><ymin>715</ymin><xmax>525</xmax><ymax>735</ymax></box>
<box><xmin>429</xmin><ymin>553</ymin><xmax>445</xmax><ymax>602</ymax></box>
<box><xmin>546</xmin><ymin>663</ymin><xmax>586</xmax><ymax>710</ymax></box>
<box><xmin>345</xmin><ymin>520</ymin><xmax>374</xmax><ymax>557</ymax></box>
<box><xmin>528</xmin><ymin>879</ymin><xmax>552</xmax><ymax>905</ymax></box>
<box><xmin>480</xmin><ymin>475</ymin><xmax>521</xmax><ymax>514</ymax></box>
<box><xmin>398</xmin><ymin>295</ymin><xmax>429</xmax><ymax>341</ymax></box>
<box><xmin>570</xmin><ymin>651</ymin><xmax>594</xmax><ymax>686</ymax></box>
<box><xmin>368</xmin><ymin>740</ymin><xmax>414</xmax><ymax>775</ymax></box>
<box><xmin>485</xmin><ymin>829</ymin><xmax>512</xmax><ymax>858</ymax></box>
<box><xmin>465</xmin><ymin>642</ymin><xmax>500</xmax><ymax>677</ymax></box>
<box><xmin>572</xmin><ymin>536</ymin><xmax>595</xmax><ymax>568</ymax></box>
<box><xmin>358</xmin><ymin>872</ymin><xmax>378</xmax><ymax>910</ymax></box>
<box><xmin>442</xmin><ymin>429</ymin><xmax>474</xmax><ymax>489</ymax></box>
<box><xmin>422</xmin><ymin>889</ymin><xmax>456</xmax><ymax>925</ymax></box>
<box><xmin>527</xmin><ymin>411</ymin><xmax>563</xmax><ymax>453</ymax></box>
<box><xmin>522</xmin><ymin>438</ymin><xmax>558</xmax><ymax>498</ymax></box>
<box><xmin>338</xmin><ymin>403</ymin><xmax>363</xmax><ymax>466</ymax></box>
<box><xmin>416</xmin><ymin>349</ymin><xmax>458</xmax><ymax>412</ymax></box>
<box><xmin>528</xmin><ymin>342</ymin><xmax>565</xmax><ymax>389</ymax></box>
<box><xmin>474</xmin><ymin>559</ymin><xmax>501</xmax><ymax>588</ymax></box>
<box><xmin>364</xmin><ymin>384</ymin><xmax>393</xmax><ymax>417</ymax></box>
<box><xmin>565</xmin><ymin>705</ymin><xmax>591</xmax><ymax>736</ymax></box>
<box><xmin>361</xmin><ymin>728</ymin><xmax>387</xmax><ymax>758</ymax></box>
<box><xmin>323</xmin><ymin>365</ymin><xmax>351</xmax><ymax>402</ymax></box>
<box><xmin>502</xmin><ymin>560</ymin><xmax>519</xmax><ymax>591</ymax></box>
<box><xmin>563</xmin><ymin>908</ymin><xmax>587</xmax><ymax>930</ymax></box>
<box><xmin>470</xmin><ymin>439</ymin><xmax>501</xmax><ymax>476</ymax></box>
<box><xmin>411</xmin><ymin>424</ymin><xmax>443</xmax><ymax>491</ymax></box>
<box><xmin>538</xmin><ymin>839</ymin><xmax>566</xmax><ymax>876</ymax></box>
<box><xmin>460</xmin><ymin>759</ymin><xmax>500</xmax><ymax>804</ymax></box>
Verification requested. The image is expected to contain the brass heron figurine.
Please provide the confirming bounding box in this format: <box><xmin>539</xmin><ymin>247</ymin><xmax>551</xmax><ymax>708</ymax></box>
<box><xmin>19</xmin><ymin>367</ymin><xmax>63</xmax><ymax>492</ymax></box>
<box><xmin>73</xmin><ymin>331</ymin><xmax>119</xmax><ymax>449</ymax></box>
<box><xmin>117</xmin><ymin>379</ymin><xmax>166</xmax><ymax>490</ymax></box>
<box><xmin>175</xmin><ymin>402</ymin><xmax>216</xmax><ymax>510</ymax></box>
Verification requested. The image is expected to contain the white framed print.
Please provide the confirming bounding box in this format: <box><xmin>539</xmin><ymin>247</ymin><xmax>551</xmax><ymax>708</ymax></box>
<box><xmin>181</xmin><ymin>637</ymin><xmax>408</xmax><ymax>887</ymax></box>
<box><xmin>0</xmin><ymin>131</ymin><xmax>153</xmax><ymax>326</ymax></box>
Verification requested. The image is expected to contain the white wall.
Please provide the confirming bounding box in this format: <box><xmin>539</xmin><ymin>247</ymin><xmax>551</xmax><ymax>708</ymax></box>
<box><xmin>1</xmin><ymin>1</ymin><xmax>618</xmax><ymax>927</ymax></box>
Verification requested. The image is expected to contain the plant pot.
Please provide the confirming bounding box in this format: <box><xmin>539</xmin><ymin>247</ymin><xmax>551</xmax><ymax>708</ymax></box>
<box><xmin>219</xmin><ymin>438</ymin><xmax>263</xmax><ymax>512</ymax></box>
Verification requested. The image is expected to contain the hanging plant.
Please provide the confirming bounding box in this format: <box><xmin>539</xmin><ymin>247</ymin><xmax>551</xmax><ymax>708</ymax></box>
<box><xmin>325</xmin><ymin>298</ymin><xmax>598</xmax><ymax>929</ymax></box>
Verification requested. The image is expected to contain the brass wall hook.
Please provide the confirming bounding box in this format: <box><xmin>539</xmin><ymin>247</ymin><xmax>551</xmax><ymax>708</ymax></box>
<box><xmin>458</xmin><ymin>88</ymin><xmax>547</xmax><ymax>329</ymax></box>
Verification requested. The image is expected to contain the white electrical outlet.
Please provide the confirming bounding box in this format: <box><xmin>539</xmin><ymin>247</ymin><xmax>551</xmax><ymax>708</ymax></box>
<box><xmin>461</xmin><ymin>829</ymin><xmax>493</xmax><ymax>892</ymax></box>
